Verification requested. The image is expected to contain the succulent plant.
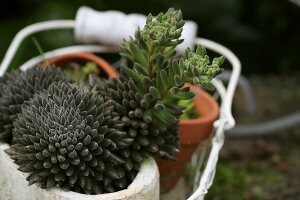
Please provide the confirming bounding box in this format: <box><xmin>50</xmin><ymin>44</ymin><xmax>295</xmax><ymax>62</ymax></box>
<box><xmin>8</xmin><ymin>82</ymin><xmax>135</xmax><ymax>194</ymax></box>
<box><xmin>0</xmin><ymin>66</ymin><xmax>70</xmax><ymax>143</ymax></box>
<box><xmin>92</xmin><ymin>8</ymin><xmax>224</xmax><ymax>163</ymax></box>
<box><xmin>0</xmin><ymin>71</ymin><xmax>15</xmax><ymax>97</ymax></box>
<box><xmin>5</xmin><ymin>8</ymin><xmax>224</xmax><ymax>195</ymax></box>
<box><xmin>0</xmin><ymin>71</ymin><xmax>17</xmax><ymax>139</ymax></box>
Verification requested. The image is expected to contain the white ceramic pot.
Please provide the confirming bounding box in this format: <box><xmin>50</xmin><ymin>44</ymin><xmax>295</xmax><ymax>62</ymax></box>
<box><xmin>0</xmin><ymin>143</ymin><xmax>159</xmax><ymax>200</ymax></box>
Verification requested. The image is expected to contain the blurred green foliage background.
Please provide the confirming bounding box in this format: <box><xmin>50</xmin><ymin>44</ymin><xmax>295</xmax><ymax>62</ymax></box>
<box><xmin>0</xmin><ymin>0</ymin><xmax>299</xmax><ymax>74</ymax></box>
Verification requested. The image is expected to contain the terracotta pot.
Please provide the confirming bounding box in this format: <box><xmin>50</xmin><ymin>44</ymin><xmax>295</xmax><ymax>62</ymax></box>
<box><xmin>46</xmin><ymin>52</ymin><xmax>118</xmax><ymax>78</ymax></box>
<box><xmin>155</xmin><ymin>85</ymin><xmax>219</xmax><ymax>193</ymax></box>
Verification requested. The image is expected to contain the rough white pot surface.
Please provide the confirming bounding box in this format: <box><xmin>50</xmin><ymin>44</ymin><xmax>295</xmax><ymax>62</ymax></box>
<box><xmin>0</xmin><ymin>143</ymin><xmax>159</xmax><ymax>200</ymax></box>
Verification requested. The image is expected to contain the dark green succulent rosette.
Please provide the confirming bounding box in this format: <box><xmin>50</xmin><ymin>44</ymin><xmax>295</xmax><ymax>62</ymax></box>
<box><xmin>91</xmin><ymin>74</ymin><xmax>182</xmax><ymax>173</ymax></box>
<box><xmin>8</xmin><ymin>82</ymin><xmax>134</xmax><ymax>194</ymax></box>
<box><xmin>0</xmin><ymin>66</ymin><xmax>71</xmax><ymax>143</ymax></box>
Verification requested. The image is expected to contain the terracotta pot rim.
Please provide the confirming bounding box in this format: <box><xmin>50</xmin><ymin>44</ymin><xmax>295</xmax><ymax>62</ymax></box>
<box><xmin>179</xmin><ymin>85</ymin><xmax>219</xmax><ymax>126</ymax></box>
<box><xmin>46</xmin><ymin>52</ymin><xmax>118</xmax><ymax>78</ymax></box>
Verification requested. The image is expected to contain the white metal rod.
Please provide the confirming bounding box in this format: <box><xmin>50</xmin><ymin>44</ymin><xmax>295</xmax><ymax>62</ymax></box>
<box><xmin>20</xmin><ymin>45</ymin><xmax>118</xmax><ymax>71</ymax></box>
<box><xmin>0</xmin><ymin>20</ymin><xmax>75</xmax><ymax>76</ymax></box>
<box><xmin>187</xmin><ymin>120</ymin><xmax>226</xmax><ymax>200</ymax></box>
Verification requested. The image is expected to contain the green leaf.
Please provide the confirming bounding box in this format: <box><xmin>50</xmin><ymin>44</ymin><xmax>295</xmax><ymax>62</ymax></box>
<box><xmin>124</xmin><ymin>67</ymin><xmax>143</xmax><ymax>89</ymax></box>
<box><xmin>152</xmin><ymin>109</ymin><xmax>172</xmax><ymax>124</ymax></box>
<box><xmin>169</xmin><ymin>86</ymin><xmax>180</xmax><ymax>94</ymax></box>
<box><xmin>146</xmin><ymin>13</ymin><xmax>153</xmax><ymax>23</ymax></box>
<box><xmin>192</xmin><ymin>66</ymin><xmax>200</xmax><ymax>77</ymax></box>
<box><xmin>149</xmin><ymin>86</ymin><xmax>161</xmax><ymax>99</ymax></box>
<box><xmin>167</xmin><ymin>64</ymin><xmax>175</xmax><ymax>85</ymax></box>
<box><xmin>201</xmin><ymin>83</ymin><xmax>215</xmax><ymax>91</ymax></box>
<box><xmin>193</xmin><ymin>77</ymin><xmax>200</xmax><ymax>85</ymax></box>
<box><xmin>154</xmin><ymin>103</ymin><xmax>166</xmax><ymax>111</ymax></box>
<box><xmin>119</xmin><ymin>53</ymin><xmax>132</xmax><ymax>61</ymax></box>
<box><xmin>140</xmin><ymin>99</ymin><xmax>150</xmax><ymax>108</ymax></box>
<box><xmin>156</xmin><ymin>70</ymin><xmax>164</xmax><ymax>92</ymax></box>
<box><xmin>129</xmin><ymin>42</ymin><xmax>148</xmax><ymax>66</ymax></box>
<box><xmin>214</xmin><ymin>56</ymin><xmax>225</xmax><ymax>65</ymax></box>
<box><xmin>142</xmin><ymin>76</ymin><xmax>152</xmax><ymax>86</ymax></box>
<box><xmin>163</xmin><ymin>46</ymin><xmax>176</xmax><ymax>59</ymax></box>
<box><xmin>134</xmin><ymin>63</ymin><xmax>148</xmax><ymax>75</ymax></box>
<box><xmin>160</xmin><ymin>39</ymin><xmax>183</xmax><ymax>47</ymax></box>
<box><xmin>160</xmin><ymin>69</ymin><xmax>168</xmax><ymax>89</ymax></box>
<box><xmin>172</xmin><ymin>90</ymin><xmax>195</xmax><ymax>100</ymax></box>
<box><xmin>174</xmin><ymin>74</ymin><xmax>182</xmax><ymax>86</ymax></box>
<box><xmin>171</xmin><ymin>59</ymin><xmax>181</xmax><ymax>76</ymax></box>
<box><xmin>196</xmin><ymin>45</ymin><xmax>206</xmax><ymax>57</ymax></box>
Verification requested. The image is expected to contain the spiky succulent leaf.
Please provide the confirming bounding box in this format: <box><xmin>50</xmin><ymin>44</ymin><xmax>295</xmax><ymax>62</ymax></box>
<box><xmin>0</xmin><ymin>66</ymin><xmax>71</xmax><ymax>143</ymax></box>
<box><xmin>8</xmin><ymin>82</ymin><xmax>134</xmax><ymax>194</ymax></box>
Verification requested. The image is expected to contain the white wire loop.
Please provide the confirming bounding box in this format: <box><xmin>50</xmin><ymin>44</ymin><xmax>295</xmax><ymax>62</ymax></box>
<box><xmin>0</xmin><ymin>17</ymin><xmax>241</xmax><ymax>200</ymax></box>
<box><xmin>0</xmin><ymin>20</ymin><xmax>75</xmax><ymax>76</ymax></box>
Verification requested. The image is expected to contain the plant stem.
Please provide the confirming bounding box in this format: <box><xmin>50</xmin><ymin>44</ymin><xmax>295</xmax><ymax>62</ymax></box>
<box><xmin>147</xmin><ymin>40</ymin><xmax>154</xmax><ymax>78</ymax></box>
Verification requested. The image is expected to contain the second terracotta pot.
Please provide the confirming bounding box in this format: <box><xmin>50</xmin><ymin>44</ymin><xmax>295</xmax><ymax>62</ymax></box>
<box><xmin>155</xmin><ymin>85</ymin><xmax>219</xmax><ymax>193</ymax></box>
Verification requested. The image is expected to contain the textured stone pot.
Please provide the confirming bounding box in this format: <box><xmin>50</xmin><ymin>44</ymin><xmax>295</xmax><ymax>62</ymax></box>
<box><xmin>0</xmin><ymin>143</ymin><xmax>159</xmax><ymax>200</ymax></box>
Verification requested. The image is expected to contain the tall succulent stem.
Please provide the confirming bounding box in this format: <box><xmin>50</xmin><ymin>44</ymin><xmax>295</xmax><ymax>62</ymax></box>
<box><xmin>97</xmin><ymin>8</ymin><xmax>224</xmax><ymax>161</ymax></box>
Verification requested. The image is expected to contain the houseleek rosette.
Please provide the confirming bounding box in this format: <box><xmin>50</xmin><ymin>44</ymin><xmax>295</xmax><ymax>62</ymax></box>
<box><xmin>92</xmin><ymin>8</ymin><xmax>224</xmax><ymax>168</ymax></box>
<box><xmin>8</xmin><ymin>82</ymin><xmax>134</xmax><ymax>194</ymax></box>
<box><xmin>0</xmin><ymin>66</ymin><xmax>71</xmax><ymax>143</ymax></box>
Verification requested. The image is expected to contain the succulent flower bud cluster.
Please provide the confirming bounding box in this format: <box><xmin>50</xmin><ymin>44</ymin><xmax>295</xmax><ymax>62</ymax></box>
<box><xmin>8</xmin><ymin>82</ymin><xmax>135</xmax><ymax>194</ymax></box>
<box><xmin>182</xmin><ymin>46</ymin><xmax>224</xmax><ymax>90</ymax></box>
<box><xmin>0</xmin><ymin>66</ymin><xmax>71</xmax><ymax>142</ymax></box>
<box><xmin>140</xmin><ymin>8</ymin><xmax>184</xmax><ymax>46</ymax></box>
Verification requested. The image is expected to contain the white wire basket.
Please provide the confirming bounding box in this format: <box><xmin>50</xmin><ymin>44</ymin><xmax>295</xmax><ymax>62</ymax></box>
<box><xmin>0</xmin><ymin>7</ymin><xmax>241</xmax><ymax>200</ymax></box>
